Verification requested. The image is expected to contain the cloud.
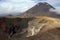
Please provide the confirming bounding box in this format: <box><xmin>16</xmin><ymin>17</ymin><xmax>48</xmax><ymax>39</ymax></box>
<box><xmin>53</xmin><ymin>0</ymin><xmax>60</xmax><ymax>2</ymax></box>
<box><xmin>0</xmin><ymin>0</ymin><xmax>37</xmax><ymax>15</ymax></box>
<box><xmin>50</xmin><ymin>7</ymin><xmax>60</xmax><ymax>14</ymax></box>
<box><xmin>0</xmin><ymin>2</ymin><xmax>14</xmax><ymax>15</ymax></box>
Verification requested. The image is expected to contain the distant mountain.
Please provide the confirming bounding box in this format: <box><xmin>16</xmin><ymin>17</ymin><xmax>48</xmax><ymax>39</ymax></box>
<box><xmin>19</xmin><ymin>2</ymin><xmax>60</xmax><ymax>18</ymax></box>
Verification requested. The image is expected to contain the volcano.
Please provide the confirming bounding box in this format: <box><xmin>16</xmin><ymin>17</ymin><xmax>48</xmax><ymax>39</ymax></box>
<box><xmin>20</xmin><ymin>2</ymin><xmax>60</xmax><ymax>18</ymax></box>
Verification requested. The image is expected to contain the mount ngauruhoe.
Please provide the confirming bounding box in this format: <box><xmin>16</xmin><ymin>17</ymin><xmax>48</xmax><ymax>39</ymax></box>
<box><xmin>19</xmin><ymin>2</ymin><xmax>60</xmax><ymax>18</ymax></box>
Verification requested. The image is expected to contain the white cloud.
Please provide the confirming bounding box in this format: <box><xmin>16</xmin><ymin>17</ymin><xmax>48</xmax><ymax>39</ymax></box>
<box><xmin>52</xmin><ymin>0</ymin><xmax>60</xmax><ymax>2</ymax></box>
<box><xmin>0</xmin><ymin>0</ymin><xmax>36</xmax><ymax>15</ymax></box>
<box><xmin>5</xmin><ymin>0</ymin><xmax>34</xmax><ymax>2</ymax></box>
<box><xmin>50</xmin><ymin>7</ymin><xmax>60</xmax><ymax>14</ymax></box>
<box><xmin>0</xmin><ymin>2</ymin><xmax>14</xmax><ymax>14</ymax></box>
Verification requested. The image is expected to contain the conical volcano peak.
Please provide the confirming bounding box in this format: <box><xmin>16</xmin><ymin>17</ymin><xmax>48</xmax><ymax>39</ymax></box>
<box><xmin>36</xmin><ymin>2</ymin><xmax>55</xmax><ymax>9</ymax></box>
<box><xmin>43</xmin><ymin>2</ymin><xmax>50</xmax><ymax>5</ymax></box>
<box><xmin>37</xmin><ymin>2</ymin><xmax>48</xmax><ymax>5</ymax></box>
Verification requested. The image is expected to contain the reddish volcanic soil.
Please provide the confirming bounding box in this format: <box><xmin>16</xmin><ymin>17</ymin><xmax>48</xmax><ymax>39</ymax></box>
<box><xmin>0</xmin><ymin>31</ymin><xmax>9</xmax><ymax>40</ymax></box>
<box><xmin>30</xmin><ymin>27</ymin><xmax>60</xmax><ymax>40</ymax></box>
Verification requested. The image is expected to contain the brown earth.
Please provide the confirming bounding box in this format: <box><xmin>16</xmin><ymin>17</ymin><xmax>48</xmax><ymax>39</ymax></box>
<box><xmin>10</xmin><ymin>16</ymin><xmax>60</xmax><ymax>40</ymax></box>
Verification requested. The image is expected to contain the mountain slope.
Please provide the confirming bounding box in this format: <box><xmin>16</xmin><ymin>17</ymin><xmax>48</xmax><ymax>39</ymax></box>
<box><xmin>20</xmin><ymin>2</ymin><xmax>60</xmax><ymax>18</ymax></box>
<box><xmin>27</xmin><ymin>16</ymin><xmax>60</xmax><ymax>37</ymax></box>
<box><xmin>11</xmin><ymin>16</ymin><xmax>60</xmax><ymax>40</ymax></box>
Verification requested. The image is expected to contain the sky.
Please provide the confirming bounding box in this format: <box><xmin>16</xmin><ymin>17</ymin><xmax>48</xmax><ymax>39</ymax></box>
<box><xmin>0</xmin><ymin>0</ymin><xmax>60</xmax><ymax>15</ymax></box>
